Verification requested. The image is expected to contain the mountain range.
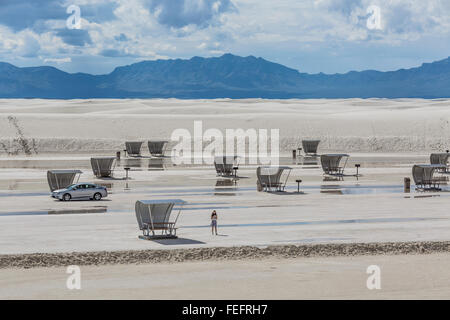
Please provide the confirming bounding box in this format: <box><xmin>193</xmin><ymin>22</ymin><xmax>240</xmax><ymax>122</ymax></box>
<box><xmin>1</xmin><ymin>53</ymin><xmax>449</xmax><ymax>99</ymax></box>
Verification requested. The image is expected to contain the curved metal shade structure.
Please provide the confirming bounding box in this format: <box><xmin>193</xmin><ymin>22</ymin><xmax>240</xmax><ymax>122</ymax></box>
<box><xmin>412</xmin><ymin>164</ymin><xmax>446</xmax><ymax>190</ymax></box>
<box><xmin>320</xmin><ymin>154</ymin><xmax>349</xmax><ymax>176</ymax></box>
<box><xmin>125</xmin><ymin>141</ymin><xmax>143</xmax><ymax>157</ymax></box>
<box><xmin>430</xmin><ymin>153</ymin><xmax>450</xmax><ymax>173</ymax></box>
<box><xmin>256</xmin><ymin>166</ymin><xmax>292</xmax><ymax>192</ymax></box>
<box><xmin>302</xmin><ymin>140</ymin><xmax>321</xmax><ymax>155</ymax></box>
<box><xmin>47</xmin><ymin>170</ymin><xmax>82</xmax><ymax>191</ymax></box>
<box><xmin>148</xmin><ymin>140</ymin><xmax>168</xmax><ymax>157</ymax></box>
<box><xmin>90</xmin><ymin>157</ymin><xmax>116</xmax><ymax>178</ymax></box>
<box><xmin>135</xmin><ymin>199</ymin><xmax>186</xmax><ymax>239</ymax></box>
<box><xmin>214</xmin><ymin>156</ymin><xmax>239</xmax><ymax>177</ymax></box>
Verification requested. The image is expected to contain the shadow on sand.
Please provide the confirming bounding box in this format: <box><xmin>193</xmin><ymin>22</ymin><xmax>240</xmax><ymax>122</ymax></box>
<box><xmin>151</xmin><ymin>238</ymin><xmax>206</xmax><ymax>245</ymax></box>
<box><xmin>265</xmin><ymin>191</ymin><xmax>306</xmax><ymax>195</ymax></box>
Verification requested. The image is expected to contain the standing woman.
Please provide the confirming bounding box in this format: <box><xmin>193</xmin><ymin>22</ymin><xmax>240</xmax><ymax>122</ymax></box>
<box><xmin>211</xmin><ymin>210</ymin><xmax>218</xmax><ymax>235</ymax></box>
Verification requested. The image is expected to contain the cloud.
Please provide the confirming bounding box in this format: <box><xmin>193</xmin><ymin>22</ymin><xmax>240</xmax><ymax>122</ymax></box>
<box><xmin>100</xmin><ymin>48</ymin><xmax>134</xmax><ymax>57</ymax></box>
<box><xmin>55</xmin><ymin>28</ymin><xmax>92</xmax><ymax>46</ymax></box>
<box><xmin>81</xmin><ymin>1</ymin><xmax>120</xmax><ymax>23</ymax></box>
<box><xmin>0</xmin><ymin>0</ymin><xmax>449</xmax><ymax>75</ymax></box>
<box><xmin>0</xmin><ymin>0</ymin><xmax>64</xmax><ymax>32</ymax></box>
<box><xmin>43</xmin><ymin>57</ymin><xmax>72</xmax><ymax>64</ymax></box>
<box><xmin>17</xmin><ymin>32</ymin><xmax>41</xmax><ymax>57</ymax></box>
<box><xmin>314</xmin><ymin>0</ymin><xmax>450</xmax><ymax>39</ymax></box>
<box><xmin>0</xmin><ymin>0</ymin><xmax>118</xmax><ymax>32</ymax></box>
<box><xmin>145</xmin><ymin>0</ymin><xmax>237</xmax><ymax>28</ymax></box>
<box><xmin>114</xmin><ymin>33</ymin><xmax>129</xmax><ymax>42</ymax></box>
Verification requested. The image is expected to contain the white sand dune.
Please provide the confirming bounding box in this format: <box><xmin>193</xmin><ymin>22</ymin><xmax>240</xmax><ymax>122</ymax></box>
<box><xmin>1</xmin><ymin>98</ymin><xmax>449</xmax><ymax>154</ymax></box>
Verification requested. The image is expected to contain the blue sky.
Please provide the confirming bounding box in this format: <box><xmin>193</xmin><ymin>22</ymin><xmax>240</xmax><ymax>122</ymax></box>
<box><xmin>0</xmin><ymin>0</ymin><xmax>449</xmax><ymax>74</ymax></box>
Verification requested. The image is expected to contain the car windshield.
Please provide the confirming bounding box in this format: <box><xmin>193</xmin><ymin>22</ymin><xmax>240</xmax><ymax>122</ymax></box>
<box><xmin>66</xmin><ymin>184</ymin><xmax>77</xmax><ymax>190</ymax></box>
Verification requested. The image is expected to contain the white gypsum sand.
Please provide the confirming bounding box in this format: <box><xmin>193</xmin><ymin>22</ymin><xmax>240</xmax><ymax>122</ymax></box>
<box><xmin>0</xmin><ymin>152</ymin><xmax>449</xmax><ymax>256</ymax></box>
<box><xmin>0</xmin><ymin>98</ymin><xmax>449</xmax><ymax>154</ymax></box>
<box><xmin>0</xmin><ymin>98</ymin><xmax>449</xmax><ymax>299</ymax></box>
<box><xmin>1</xmin><ymin>253</ymin><xmax>449</xmax><ymax>299</ymax></box>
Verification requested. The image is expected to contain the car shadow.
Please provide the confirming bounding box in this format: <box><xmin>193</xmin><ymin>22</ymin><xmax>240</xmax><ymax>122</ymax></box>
<box><xmin>52</xmin><ymin>199</ymin><xmax>112</xmax><ymax>202</ymax></box>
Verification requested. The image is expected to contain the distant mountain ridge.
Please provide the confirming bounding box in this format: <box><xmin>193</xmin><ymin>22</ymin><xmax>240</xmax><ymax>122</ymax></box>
<box><xmin>1</xmin><ymin>53</ymin><xmax>449</xmax><ymax>98</ymax></box>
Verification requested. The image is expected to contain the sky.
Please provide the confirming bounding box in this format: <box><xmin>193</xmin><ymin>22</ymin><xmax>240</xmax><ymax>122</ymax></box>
<box><xmin>0</xmin><ymin>0</ymin><xmax>450</xmax><ymax>75</ymax></box>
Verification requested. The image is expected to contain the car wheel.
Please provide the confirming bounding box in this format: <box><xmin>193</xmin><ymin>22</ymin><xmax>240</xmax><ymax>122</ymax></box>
<box><xmin>63</xmin><ymin>193</ymin><xmax>71</xmax><ymax>201</ymax></box>
<box><xmin>93</xmin><ymin>193</ymin><xmax>102</xmax><ymax>201</ymax></box>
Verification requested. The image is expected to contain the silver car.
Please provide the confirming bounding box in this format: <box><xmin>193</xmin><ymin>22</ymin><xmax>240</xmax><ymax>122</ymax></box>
<box><xmin>51</xmin><ymin>183</ymin><xmax>108</xmax><ymax>201</ymax></box>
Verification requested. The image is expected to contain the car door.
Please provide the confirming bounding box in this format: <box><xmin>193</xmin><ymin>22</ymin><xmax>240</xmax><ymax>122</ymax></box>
<box><xmin>86</xmin><ymin>184</ymin><xmax>97</xmax><ymax>198</ymax></box>
<box><xmin>80</xmin><ymin>184</ymin><xmax>92</xmax><ymax>199</ymax></box>
<box><xmin>69</xmin><ymin>185</ymin><xmax>81</xmax><ymax>199</ymax></box>
<box><xmin>73</xmin><ymin>184</ymin><xmax>88</xmax><ymax>199</ymax></box>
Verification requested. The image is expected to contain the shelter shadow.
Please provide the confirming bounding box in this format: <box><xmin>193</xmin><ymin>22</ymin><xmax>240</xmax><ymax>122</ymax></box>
<box><xmin>152</xmin><ymin>238</ymin><xmax>206</xmax><ymax>245</ymax></box>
